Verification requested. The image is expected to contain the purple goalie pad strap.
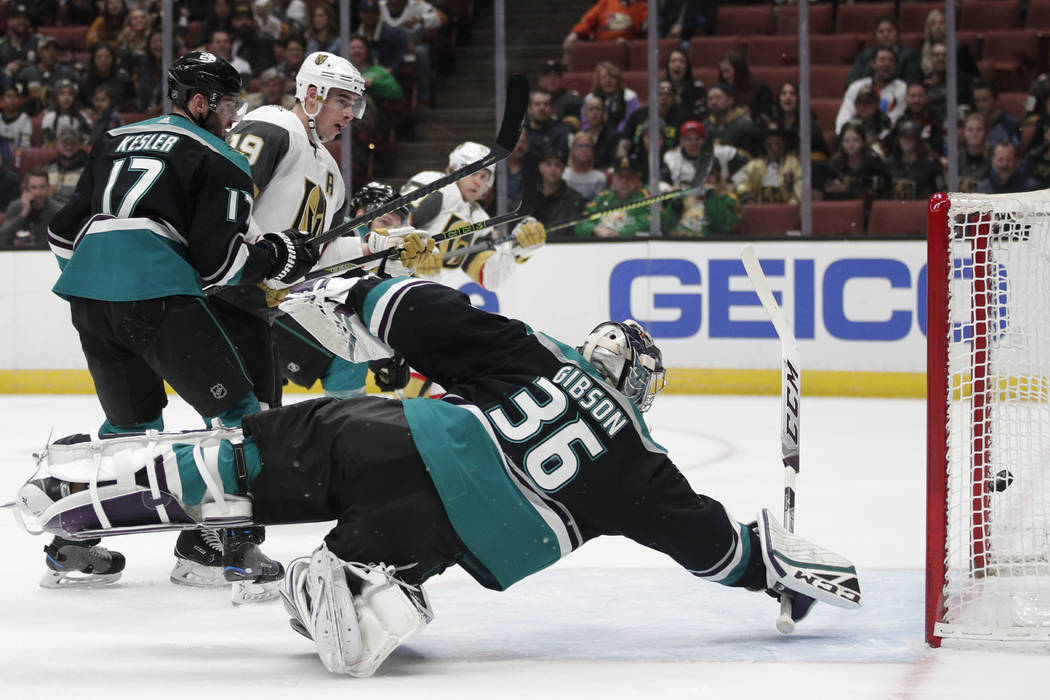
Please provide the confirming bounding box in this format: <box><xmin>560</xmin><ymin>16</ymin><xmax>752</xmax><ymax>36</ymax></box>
<box><xmin>45</xmin><ymin>490</ymin><xmax>197</xmax><ymax>537</ymax></box>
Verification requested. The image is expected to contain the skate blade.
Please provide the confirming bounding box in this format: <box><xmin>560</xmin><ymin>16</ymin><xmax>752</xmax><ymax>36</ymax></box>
<box><xmin>309</xmin><ymin>548</ymin><xmax>362</xmax><ymax>674</ymax></box>
<box><xmin>169</xmin><ymin>559</ymin><xmax>228</xmax><ymax>588</ymax></box>
<box><xmin>40</xmin><ymin>569</ymin><xmax>122</xmax><ymax>589</ymax></box>
<box><xmin>231</xmin><ymin>579</ymin><xmax>281</xmax><ymax>605</ymax></box>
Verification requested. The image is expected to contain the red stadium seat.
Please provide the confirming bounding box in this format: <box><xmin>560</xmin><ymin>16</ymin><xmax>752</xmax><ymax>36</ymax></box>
<box><xmin>620</xmin><ymin>71</ymin><xmax>650</xmax><ymax>98</ymax></box>
<box><xmin>998</xmin><ymin>92</ymin><xmax>1029</xmax><ymax>121</ymax></box>
<box><xmin>1028</xmin><ymin>0</ymin><xmax>1050</xmax><ymax>29</ymax></box>
<box><xmin>867</xmin><ymin>200</ymin><xmax>929</xmax><ymax>236</ymax></box>
<box><xmin>565</xmin><ymin>41</ymin><xmax>629</xmax><ymax>73</ymax></box>
<box><xmin>716</xmin><ymin>6</ymin><xmax>775</xmax><ymax>36</ymax></box>
<box><xmin>835</xmin><ymin>3</ymin><xmax>895</xmax><ymax>36</ymax></box>
<box><xmin>898</xmin><ymin>2</ymin><xmax>945</xmax><ymax>34</ymax></box>
<box><xmin>692</xmin><ymin>66</ymin><xmax>718</xmax><ymax>88</ymax></box>
<box><xmin>18</xmin><ymin>147</ymin><xmax>57</xmax><ymax>176</ymax></box>
<box><xmin>960</xmin><ymin>1</ymin><xmax>1023</xmax><ymax>31</ymax></box>
<box><xmin>627</xmin><ymin>38</ymin><xmax>681</xmax><ymax>72</ymax></box>
<box><xmin>809</xmin><ymin>65</ymin><xmax>852</xmax><ymax>99</ymax></box>
<box><xmin>810</xmin><ymin>97</ymin><xmax>841</xmax><ymax>134</ymax></box>
<box><xmin>30</xmin><ymin>113</ymin><xmax>43</xmax><ymax>147</ymax></box>
<box><xmin>777</xmin><ymin>3</ymin><xmax>833</xmax><ymax>35</ymax></box>
<box><xmin>562</xmin><ymin>71</ymin><xmax>593</xmax><ymax>97</ymax></box>
<box><xmin>810</xmin><ymin>35</ymin><xmax>861</xmax><ymax>66</ymax></box>
<box><xmin>748</xmin><ymin>66</ymin><xmax>799</xmax><ymax>95</ymax></box>
<box><xmin>980</xmin><ymin>31</ymin><xmax>1041</xmax><ymax>91</ymax></box>
<box><xmin>746</xmin><ymin>36</ymin><xmax>799</xmax><ymax>67</ymax></box>
<box><xmin>811</xmin><ymin>200</ymin><xmax>865</xmax><ymax>236</ymax></box>
<box><xmin>741</xmin><ymin>203</ymin><xmax>800</xmax><ymax>235</ymax></box>
<box><xmin>688</xmin><ymin>36</ymin><xmax>745</xmax><ymax>71</ymax></box>
<box><xmin>37</xmin><ymin>25</ymin><xmax>90</xmax><ymax>51</ymax></box>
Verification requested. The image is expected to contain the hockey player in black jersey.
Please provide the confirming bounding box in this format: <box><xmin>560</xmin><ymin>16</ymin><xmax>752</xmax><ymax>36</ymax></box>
<box><xmin>19</xmin><ymin>273</ymin><xmax>862</xmax><ymax>676</ymax></box>
<box><xmin>42</xmin><ymin>52</ymin><xmax>318</xmax><ymax>596</ymax></box>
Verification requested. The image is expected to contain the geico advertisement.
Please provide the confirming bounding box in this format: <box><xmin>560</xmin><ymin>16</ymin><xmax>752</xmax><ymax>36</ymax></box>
<box><xmin>473</xmin><ymin>240</ymin><xmax>930</xmax><ymax>373</ymax></box>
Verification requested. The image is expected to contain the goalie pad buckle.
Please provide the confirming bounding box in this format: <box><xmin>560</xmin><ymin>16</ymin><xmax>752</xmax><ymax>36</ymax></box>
<box><xmin>757</xmin><ymin>508</ymin><xmax>862</xmax><ymax>610</ymax></box>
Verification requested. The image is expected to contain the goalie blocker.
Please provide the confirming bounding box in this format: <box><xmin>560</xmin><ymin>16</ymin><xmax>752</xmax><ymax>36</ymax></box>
<box><xmin>13</xmin><ymin>275</ymin><xmax>862</xmax><ymax>677</ymax></box>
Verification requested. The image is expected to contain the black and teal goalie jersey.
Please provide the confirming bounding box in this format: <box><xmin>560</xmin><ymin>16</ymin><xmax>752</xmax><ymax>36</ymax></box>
<box><xmin>344</xmin><ymin>277</ymin><xmax>751</xmax><ymax>593</ymax></box>
<box><xmin>48</xmin><ymin>114</ymin><xmax>273</xmax><ymax>301</ymax></box>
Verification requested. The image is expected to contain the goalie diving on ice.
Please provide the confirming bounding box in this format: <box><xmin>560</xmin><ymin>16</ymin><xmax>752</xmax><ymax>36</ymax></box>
<box><xmin>11</xmin><ymin>275</ymin><xmax>862</xmax><ymax>678</ymax></box>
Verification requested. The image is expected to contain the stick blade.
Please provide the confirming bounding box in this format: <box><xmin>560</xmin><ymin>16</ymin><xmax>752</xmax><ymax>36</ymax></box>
<box><xmin>495</xmin><ymin>74</ymin><xmax>530</xmax><ymax>154</ymax></box>
<box><xmin>517</xmin><ymin>151</ymin><xmax>540</xmax><ymax>216</ymax></box>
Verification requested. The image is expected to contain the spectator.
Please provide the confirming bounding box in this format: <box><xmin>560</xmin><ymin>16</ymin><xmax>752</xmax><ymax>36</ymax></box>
<box><xmin>65</xmin><ymin>0</ymin><xmax>101</xmax><ymax>26</ymax></box>
<box><xmin>243</xmin><ymin>66</ymin><xmax>295</xmax><ymax>110</ymax></box>
<box><xmin>17</xmin><ymin>37</ymin><xmax>76</xmax><ymax>115</ymax></box>
<box><xmin>979</xmin><ymin>141</ymin><xmax>1040</xmax><ymax>194</ymax></box>
<box><xmin>702</xmin><ymin>82</ymin><xmax>759</xmax><ymax>156</ymax></box>
<box><xmin>625</xmin><ymin>118</ymin><xmax>672</xmax><ymax>186</ymax></box>
<box><xmin>884</xmin><ymin>120</ymin><xmax>943</xmax><ymax>201</ymax></box>
<box><xmin>664</xmin><ymin>0</ymin><xmax>716</xmax><ymax>42</ymax></box>
<box><xmin>581</xmin><ymin>61</ymin><xmax>639</xmax><ymax>134</ymax></box>
<box><xmin>664</xmin><ymin>48</ymin><xmax>705</xmax><ymax>121</ymax></box>
<box><xmin>563</xmin><ymin>0</ymin><xmax>646</xmax><ymax>49</ymax></box>
<box><xmin>46</xmin><ymin>128</ymin><xmax>87</xmax><ymax>206</ymax></box>
<box><xmin>1023</xmin><ymin>74</ymin><xmax>1050</xmax><ymax>155</ymax></box>
<box><xmin>87</xmin><ymin>0</ymin><xmax>130</xmax><ymax>51</ymax></box>
<box><xmin>837</xmin><ymin>48</ymin><xmax>907</xmax><ymax>136</ymax></box>
<box><xmin>136</xmin><ymin>30</ymin><xmax>166</xmax><ymax>113</ymax></box>
<box><xmin>0</xmin><ymin>85</ymin><xmax>32</xmax><ymax>148</ymax></box>
<box><xmin>207</xmin><ymin>29</ymin><xmax>252</xmax><ymax>83</ymax></box>
<box><xmin>819</xmin><ymin>123</ymin><xmax>889</xmax><ymax>202</ymax></box>
<box><xmin>90</xmin><ymin>86</ymin><xmax>124</xmax><ymax>144</ymax></box>
<box><xmin>580</xmin><ymin>93</ymin><xmax>620</xmax><ymax>170</ymax></box>
<box><xmin>538</xmin><ymin>59</ymin><xmax>583</xmax><ymax>126</ymax></box>
<box><xmin>41</xmin><ymin>80</ymin><xmax>93</xmax><ymax>147</ymax></box>
<box><xmin>347</xmin><ymin>34</ymin><xmax>403</xmax><ymax>138</ymax></box>
<box><xmin>562</xmin><ymin>130</ymin><xmax>608</xmax><ymax>202</ymax></box>
<box><xmin>889</xmin><ymin>82</ymin><xmax>945</xmax><ymax>157</ymax></box>
<box><xmin>0</xmin><ymin>167</ymin><xmax>60</xmax><ymax>250</ymax></box>
<box><xmin>230</xmin><ymin>2</ymin><xmax>276</xmax><ymax>76</ymax></box>
<box><xmin>116</xmin><ymin>7</ymin><xmax>152</xmax><ymax>70</ymax></box>
<box><xmin>525</xmin><ymin>89</ymin><xmax>572</xmax><ymax>161</ymax></box>
<box><xmin>574</xmin><ymin>154</ymin><xmax>672</xmax><ymax>237</ymax></box>
<box><xmin>533</xmin><ymin>147</ymin><xmax>585</xmax><ymax>229</ymax></box>
<box><xmin>503</xmin><ymin>130</ymin><xmax>530</xmax><ymax>203</ymax></box>
<box><xmin>621</xmin><ymin>80</ymin><xmax>687</xmax><ymax>154</ymax></box>
<box><xmin>355</xmin><ymin>0</ymin><xmax>409</xmax><ymax>74</ymax></box>
<box><xmin>251</xmin><ymin>1</ymin><xmax>286</xmax><ymax>41</ymax></box>
<box><xmin>957</xmin><ymin>112</ymin><xmax>990</xmax><ymax>193</ymax></box>
<box><xmin>735</xmin><ymin>122</ymin><xmax>802</xmax><ymax>205</ymax></box>
<box><xmin>664</xmin><ymin>119</ymin><xmax>708</xmax><ymax>188</ymax></box>
<box><xmin>845</xmin><ymin>87</ymin><xmax>893</xmax><ymax>156</ymax></box>
<box><xmin>306</xmin><ymin>3</ymin><xmax>341</xmax><ymax>55</ymax></box>
<box><xmin>1023</xmin><ymin>120</ymin><xmax>1050</xmax><ymax>188</ymax></box>
<box><xmin>276</xmin><ymin>33</ymin><xmax>306</xmax><ymax>87</ymax></box>
<box><xmin>973</xmin><ymin>80</ymin><xmax>1021</xmax><ymax>149</ymax></box>
<box><xmin>381</xmin><ymin>0</ymin><xmax>444</xmax><ymax>103</ymax></box>
<box><xmin>771</xmin><ymin>81</ymin><xmax>829</xmax><ymax>160</ymax></box>
<box><xmin>270</xmin><ymin>0</ymin><xmax>309</xmax><ymax>36</ymax></box>
<box><xmin>920</xmin><ymin>9</ymin><xmax>979</xmax><ymax>88</ymax></box>
<box><xmin>668</xmin><ymin>167</ymin><xmax>742</xmax><ymax>237</ymax></box>
<box><xmin>717</xmin><ymin>51</ymin><xmax>773</xmax><ymax>123</ymax></box>
<box><xmin>199</xmin><ymin>0</ymin><xmax>235</xmax><ymax>45</ymax></box>
<box><xmin>846</xmin><ymin>16</ymin><xmax>922</xmax><ymax>88</ymax></box>
<box><xmin>924</xmin><ymin>42</ymin><xmax>974</xmax><ymax>121</ymax></box>
<box><xmin>0</xmin><ymin>4</ymin><xmax>39</xmax><ymax>75</ymax></box>
<box><xmin>80</xmin><ymin>43</ymin><xmax>136</xmax><ymax>112</ymax></box>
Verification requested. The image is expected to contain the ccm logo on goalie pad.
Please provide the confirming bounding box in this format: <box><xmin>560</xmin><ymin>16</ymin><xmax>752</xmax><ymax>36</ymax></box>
<box><xmin>784</xmin><ymin>570</ymin><xmax>861</xmax><ymax>606</ymax></box>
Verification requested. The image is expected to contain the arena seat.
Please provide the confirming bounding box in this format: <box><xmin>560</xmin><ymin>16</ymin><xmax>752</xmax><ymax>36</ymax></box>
<box><xmin>748</xmin><ymin>66</ymin><xmax>799</xmax><ymax>94</ymax></box>
<box><xmin>741</xmin><ymin>203</ymin><xmax>800</xmax><ymax>236</ymax></box>
<box><xmin>960</xmin><ymin>1</ymin><xmax>1022</xmax><ymax>31</ymax></box>
<box><xmin>777</xmin><ymin>3</ymin><xmax>833</xmax><ymax>35</ymax></box>
<box><xmin>627</xmin><ymin>38</ymin><xmax>680</xmax><ymax>72</ymax></box>
<box><xmin>980</xmin><ymin>31</ymin><xmax>1041</xmax><ymax>92</ymax></box>
<box><xmin>810</xmin><ymin>97</ymin><xmax>841</xmax><ymax>134</ymax></box>
<box><xmin>1027</xmin><ymin>0</ymin><xmax>1050</xmax><ymax>29</ymax></box>
<box><xmin>716</xmin><ymin>6</ymin><xmax>775</xmax><ymax>36</ymax></box>
<box><xmin>565</xmin><ymin>41</ymin><xmax>629</xmax><ymax>73</ymax></box>
<box><xmin>835</xmin><ymin>3</ymin><xmax>895</xmax><ymax>36</ymax></box>
<box><xmin>810</xmin><ymin>35</ymin><xmax>862</xmax><ymax>66</ymax></box>
<box><xmin>37</xmin><ymin>25</ymin><xmax>89</xmax><ymax>51</ymax></box>
<box><xmin>809</xmin><ymin>65</ymin><xmax>852</xmax><ymax>99</ymax></box>
<box><xmin>688</xmin><ymin>36</ymin><xmax>744</xmax><ymax>71</ymax></box>
<box><xmin>867</xmin><ymin>200</ymin><xmax>929</xmax><ymax>237</ymax></box>
<box><xmin>562</xmin><ymin>71</ymin><xmax>592</xmax><ymax>96</ymax></box>
<box><xmin>897</xmin><ymin>2</ymin><xmax>944</xmax><ymax>34</ymax></box>
<box><xmin>120</xmin><ymin>113</ymin><xmax>151</xmax><ymax>126</ymax></box>
<box><xmin>18</xmin><ymin>147</ymin><xmax>57</xmax><ymax>176</ymax></box>
<box><xmin>811</xmin><ymin>200</ymin><xmax>865</xmax><ymax>236</ymax></box>
<box><xmin>746</xmin><ymin>36</ymin><xmax>799</xmax><ymax>66</ymax></box>
<box><xmin>999</xmin><ymin>92</ymin><xmax>1030</xmax><ymax>121</ymax></box>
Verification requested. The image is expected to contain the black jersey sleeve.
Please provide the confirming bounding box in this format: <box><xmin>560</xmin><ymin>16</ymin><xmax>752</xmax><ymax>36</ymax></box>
<box><xmin>48</xmin><ymin>145</ymin><xmax>99</xmax><ymax>248</ymax></box>
<box><xmin>227</xmin><ymin>119</ymin><xmax>290</xmax><ymax>193</ymax></box>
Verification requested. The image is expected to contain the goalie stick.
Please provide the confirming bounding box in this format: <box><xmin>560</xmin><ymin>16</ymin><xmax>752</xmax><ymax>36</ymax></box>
<box><xmin>304</xmin><ymin>152</ymin><xmax>540</xmax><ymax>281</ymax></box>
<box><xmin>740</xmin><ymin>244</ymin><xmax>801</xmax><ymax>635</ymax></box>
<box><xmin>306</xmin><ymin>73</ymin><xmax>530</xmax><ymax>252</ymax></box>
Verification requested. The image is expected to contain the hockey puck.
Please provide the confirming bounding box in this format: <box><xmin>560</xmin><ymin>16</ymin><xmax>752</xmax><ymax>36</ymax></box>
<box><xmin>990</xmin><ymin>470</ymin><xmax>1014</xmax><ymax>493</ymax></box>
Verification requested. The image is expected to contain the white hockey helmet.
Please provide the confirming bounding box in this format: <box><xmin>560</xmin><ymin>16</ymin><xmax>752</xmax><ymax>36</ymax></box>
<box><xmin>448</xmin><ymin>141</ymin><xmax>495</xmax><ymax>176</ymax></box>
<box><xmin>295</xmin><ymin>52</ymin><xmax>367</xmax><ymax>118</ymax></box>
<box><xmin>578</xmin><ymin>319</ymin><xmax>666</xmax><ymax>412</ymax></box>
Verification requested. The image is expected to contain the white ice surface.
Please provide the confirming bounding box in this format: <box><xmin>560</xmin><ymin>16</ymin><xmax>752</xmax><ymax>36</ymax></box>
<box><xmin>2</xmin><ymin>393</ymin><xmax>1049</xmax><ymax>699</ymax></box>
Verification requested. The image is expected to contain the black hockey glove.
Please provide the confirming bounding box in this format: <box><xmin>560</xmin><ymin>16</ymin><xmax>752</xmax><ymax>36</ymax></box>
<box><xmin>260</xmin><ymin>230</ymin><xmax>319</xmax><ymax>286</ymax></box>
<box><xmin>369</xmin><ymin>354</ymin><xmax>410</xmax><ymax>392</ymax></box>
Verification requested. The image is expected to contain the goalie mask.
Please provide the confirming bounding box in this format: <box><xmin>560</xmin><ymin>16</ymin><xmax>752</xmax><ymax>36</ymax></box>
<box><xmin>578</xmin><ymin>320</ymin><xmax>666</xmax><ymax>412</ymax></box>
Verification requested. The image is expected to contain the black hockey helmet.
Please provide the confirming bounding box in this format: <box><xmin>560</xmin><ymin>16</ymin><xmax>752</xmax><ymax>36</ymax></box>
<box><xmin>350</xmin><ymin>181</ymin><xmax>410</xmax><ymax>225</ymax></box>
<box><xmin>168</xmin><ymin>51</ymin><xmax>243</xmax><ymax>111</ymax></box>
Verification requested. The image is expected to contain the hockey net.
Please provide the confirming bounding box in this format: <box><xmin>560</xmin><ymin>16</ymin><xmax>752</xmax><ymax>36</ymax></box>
<box><xmin>927</xmin><ymin>191</ymin><xmax>1050</xmax><ymax>646</ymax></box>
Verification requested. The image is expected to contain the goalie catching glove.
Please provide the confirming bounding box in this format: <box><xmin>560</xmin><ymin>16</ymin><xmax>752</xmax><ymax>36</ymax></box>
<box><xmin>260</xmin><ymin>229</ymin><xmax>319</xmax><ymax>289</ymax></box>
<box><xmin>366</xmin><ymin>227</ymin><xmax>442</xmax><ymax>276</ymax></box>
<box><xmin>511</xmin><ymin>216</ymin><xmax>545</xmax><ymax>259</ymax></box>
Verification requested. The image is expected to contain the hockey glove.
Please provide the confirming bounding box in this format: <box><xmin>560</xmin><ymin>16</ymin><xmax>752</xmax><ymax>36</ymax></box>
<box><xmin>367</xmin><ymin>227</ymin><xmax>440</xmax><ymax>277</ymax></box>
<box><xmin>369</xmin><ymin>354</ymin><xmax>410</xmax><ymax>392</ymax></box>
<box><xmin>512</xmin><ymin>216</ymin><xmax>545</xmax><ymax>259</ymax></box>
<box><xmin>261</xmin><ymin>230</ymin><xmax>319</xmax><ymax>289</ymax></box>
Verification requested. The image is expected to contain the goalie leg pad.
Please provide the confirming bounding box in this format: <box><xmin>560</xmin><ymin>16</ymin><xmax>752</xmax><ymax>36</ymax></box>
<box><xmin>757</xmin><ymin>508</ymin><xmax>862</xmax><ymax>610</ymax></box>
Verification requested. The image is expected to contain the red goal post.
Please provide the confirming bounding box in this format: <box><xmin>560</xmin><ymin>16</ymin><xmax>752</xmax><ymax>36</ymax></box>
<box><xmin>927</xmin><ymin>190</ymin><xmax>1050</xmax><ymax>647</ymax></box>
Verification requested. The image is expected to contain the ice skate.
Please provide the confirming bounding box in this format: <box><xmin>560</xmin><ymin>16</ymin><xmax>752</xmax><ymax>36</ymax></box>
<box><xmin>41</xmin><ymin>536</ymin><xmax>125</xmax><ymax>588</ymax></box>
<box><xmin>170</xmin><ymin>529</ymin><xmax>227</xmax><ymax>588</ymax></box>
<box><xmin>221</xmin><ymin>527</ymin><xmax>284</xmax><ymax>604</ymax></box>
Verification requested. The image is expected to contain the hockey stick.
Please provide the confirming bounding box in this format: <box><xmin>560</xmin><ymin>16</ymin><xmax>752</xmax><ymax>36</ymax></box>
<box><xmin>304</xmin><ymin>152</ymin><xmax>540</xmax><ymax>280</ymax></box>
<box><xmin>307</xmin><ymin>73</ymin><xmax>530</xmax><ymax>252</ymax></box>
<box><xmin>740</xmin><ymin>244</ymin><xmax>801</xmax><ymax>635</ymax></box>
<box><xmin>548</xmin><ymin>140</ymin><xmax>714</xmax><ymax>234</ymax></box>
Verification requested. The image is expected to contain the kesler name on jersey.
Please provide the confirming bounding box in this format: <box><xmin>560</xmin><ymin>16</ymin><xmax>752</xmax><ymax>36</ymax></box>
<box><xmin>113</xmin><ymin>133</ymin><xmax>181</xmax><ymax>154</ymax></box>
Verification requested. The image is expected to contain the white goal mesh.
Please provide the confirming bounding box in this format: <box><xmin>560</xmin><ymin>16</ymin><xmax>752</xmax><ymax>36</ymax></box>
<box><xmin>931</xmin><ymin>191</ymin><xmax>1050</xmax><ymax>642</ymax></box>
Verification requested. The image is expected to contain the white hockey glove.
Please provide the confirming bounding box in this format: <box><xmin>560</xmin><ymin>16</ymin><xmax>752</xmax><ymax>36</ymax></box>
<box><xmin>366</xmin><ymin>227</ymin><xmax>440</xmax><ymax>277</ymax></box>
<box><xmin>277</xmin><ymin>277</ymin><xmax>394</xmax><ymax>363</ymax></box>
<box><xmin>511</xmin><ymin>216</ymin><xmax>545</xmax><ymax>259</ymax></box>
